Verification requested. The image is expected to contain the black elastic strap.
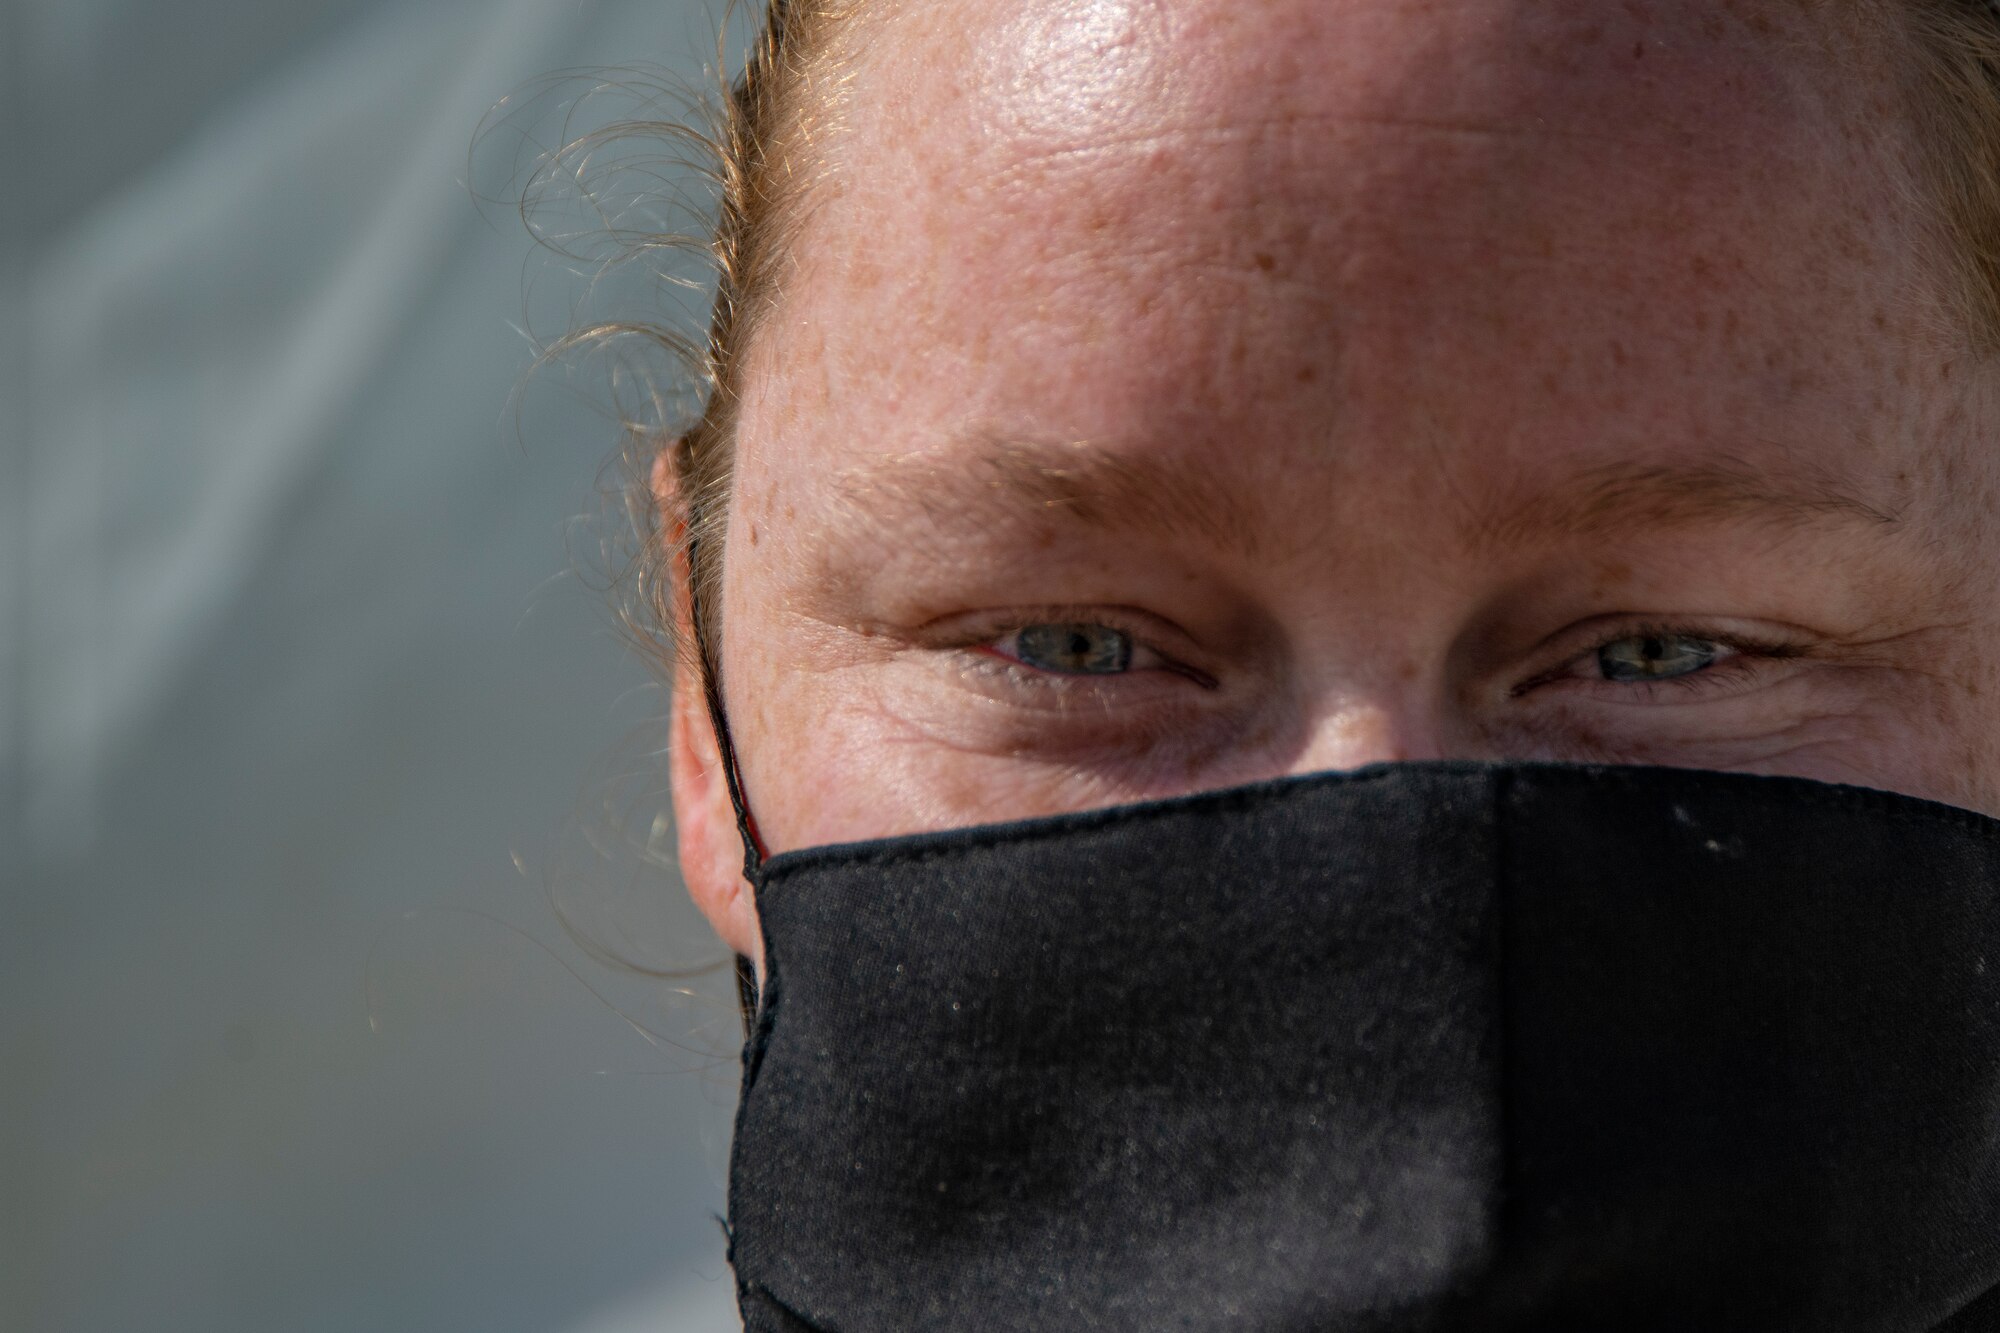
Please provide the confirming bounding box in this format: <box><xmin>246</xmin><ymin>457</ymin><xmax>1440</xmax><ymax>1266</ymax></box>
<box><xmin>684</xmin><ymin>532</ymin><xmax>763</xmax><ymax>880</ymax></box>
<box><xmin>683</xmin><ymin>531</ymin><xmax>764</xmax><ymax>1027</ymax></box>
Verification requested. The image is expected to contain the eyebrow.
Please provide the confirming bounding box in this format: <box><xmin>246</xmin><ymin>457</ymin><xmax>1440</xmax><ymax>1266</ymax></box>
<box><xmin>1468</xmin><ymin>458</ymin><xmax>1904</xmax><ymax>553</ymax></box>
<box><xmin>825</xmin><ymin>433</ymin><xmax>1903</xmax><ymax>563</ymax></box>
<box><xmin>829</xmin><ymin>432</ymin><xmax>1268</xmax><ymax>558</ymax></box>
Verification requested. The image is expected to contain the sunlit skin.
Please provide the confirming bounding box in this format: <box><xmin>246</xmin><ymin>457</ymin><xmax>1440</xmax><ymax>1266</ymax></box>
<box><xmin>669</xmin><ymin>0</ymin><xmax>2000</xmax><ymax>968</ymax></box>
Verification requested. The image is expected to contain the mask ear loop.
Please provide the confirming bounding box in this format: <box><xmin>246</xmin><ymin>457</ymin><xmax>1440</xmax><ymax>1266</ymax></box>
<box><xmin>685</xmin><ymin>536</ymin><xmax>765</xmax><ymax>878</ymax></box>
<box><xmin>682</xmin><ymin>526</ymin><xmax>767</xmax><ymax>1029</ymax></box>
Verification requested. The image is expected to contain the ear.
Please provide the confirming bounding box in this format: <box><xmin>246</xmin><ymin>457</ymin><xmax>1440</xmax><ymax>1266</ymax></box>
<box><xmin>654</xmin><ymin>449</ymin><xmax>764</xmax><ymax>973</ymax></box>
<box><xmin>670</xmin><ymin>664</ymin><xmax>764</xmax><ymax>971</ymax></box>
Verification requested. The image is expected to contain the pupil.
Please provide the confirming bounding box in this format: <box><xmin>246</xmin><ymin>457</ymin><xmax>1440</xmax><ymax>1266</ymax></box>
<box><xmin>1597</xmin><ymin>633</ymin><xmax>1717</xmax><ymax>682</ymax></box>
<box><xmin>1015</xmin><ymin>623</ymin><xmax>1132</xmax><ymax>675</ymax></box>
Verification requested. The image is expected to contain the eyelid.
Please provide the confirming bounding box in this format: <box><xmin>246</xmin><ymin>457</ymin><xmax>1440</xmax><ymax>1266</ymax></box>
<box><xmin>918</xmin><ymin>606</ymin><xmax>1220</xmax><ymax>689</ymax></box>
<box><xmin>988</xmin><ymin>624</ymin><xmax>1142</xmax><ymax>674</ymax></box>
<box><xmin>1510</xmin><ymin>618</ymin><xmax>1808</xmax><ymax>698</ymax></box>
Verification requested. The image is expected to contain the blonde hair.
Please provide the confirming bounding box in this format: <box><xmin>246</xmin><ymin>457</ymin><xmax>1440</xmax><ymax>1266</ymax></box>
<box><xmin>653</xmin><ymin>2</ymin><xmax>859</xmax><ymax>684</ymax></box>
<box><xmin>540</xmin><ymin>0</ymin><xmax>2000</xmax><ymax>682</ymax></box>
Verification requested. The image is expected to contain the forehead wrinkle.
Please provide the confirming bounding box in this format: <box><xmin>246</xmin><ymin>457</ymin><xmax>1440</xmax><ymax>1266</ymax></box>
<box><xmin>825</xmin><ymin>432</ymin><xmax>1266</xmax><ymax>564</ymax></box>
<box><xmin>978</xmin><ymin>107</ymin><xmax>1701</xmax><ymax>201</ymax></box>
<box><xmin>1467</xmin><ymin>458</ymin><xmax>1905</xmax><ymax>556</ymax></box>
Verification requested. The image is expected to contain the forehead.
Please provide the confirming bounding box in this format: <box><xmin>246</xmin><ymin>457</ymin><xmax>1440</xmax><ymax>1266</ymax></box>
<box><xmin>734</xmin><ymin>0</ymin><xmax>1957</xmax><ymax>553</ymax></box>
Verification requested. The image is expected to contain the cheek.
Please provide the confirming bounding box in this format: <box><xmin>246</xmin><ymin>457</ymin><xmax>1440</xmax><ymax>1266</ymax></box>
<box><xmin>727</xmin><ymin>678</ymin><xmax>1121</xmax><ymax>849</ymax></box>
<box><xmin>1896</xmin><ymin>642</ymin><xmax>2000</xmax><ymax>818</ymax></box>
<box><xmin>723</xmin><ymin>646</ymin><xmax>989</xmax><ymax>850</ymax></box>
<box><xmin>1784</xmin><ymin>672</ymin><xmax>2000</xmax><ymax>818</ymax></box>
<box><xmin>1860</xmin><ymin>553</ymin><xmax>2000</xmax><ymax>816</ymax></box>
<box><xmin>729</xmin><ymin>697</ymin><xmax>1031</xmax><ymax>850</ymax></box>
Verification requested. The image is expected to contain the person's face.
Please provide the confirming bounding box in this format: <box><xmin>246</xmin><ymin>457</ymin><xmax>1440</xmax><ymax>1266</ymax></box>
<box><xmin>672</xmin><ymin>0</ymin><xmax>2000</xmax><ymax>962</ymax></box>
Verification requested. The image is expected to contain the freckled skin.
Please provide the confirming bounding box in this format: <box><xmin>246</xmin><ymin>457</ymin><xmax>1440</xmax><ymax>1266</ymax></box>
<box><xmin>670</xmin><ymin>0</ymin><xmax>2000</xmax><ymax>966</ymax></box>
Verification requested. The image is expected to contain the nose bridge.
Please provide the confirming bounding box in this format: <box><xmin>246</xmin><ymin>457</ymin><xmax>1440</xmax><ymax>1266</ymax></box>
<box><xmin>1285</xmin><ymin>679</ymin><xmax>1452</xmax><ymax>775</ymax></box>
<box><xmin>1265</xmin><ymin>550</ymin><xmax>1465</xmax><ymax>776</ymax></box>
<box><xmin>1276</xmin><ymin>598</ymin><xmax>1456</xmax><ymax>774</ymax></box>
<box><xmin>1288</xmin><ymin>700</ymin><xmax>1437</xmax><ymax>775</ymax></box>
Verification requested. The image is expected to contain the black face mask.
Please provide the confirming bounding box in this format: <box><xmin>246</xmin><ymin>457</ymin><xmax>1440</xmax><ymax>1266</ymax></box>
<box><xmin>716</xmin><ymin>761</ymin><xmax>2000</xmax><ymax>1331</ymax></box>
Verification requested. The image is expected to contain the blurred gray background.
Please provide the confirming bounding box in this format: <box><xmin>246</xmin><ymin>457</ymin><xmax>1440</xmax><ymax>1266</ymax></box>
<box><xmin>2</xmin><ymin>1</ymin><xmax>749</xmax><ymax>1329</ymax></box>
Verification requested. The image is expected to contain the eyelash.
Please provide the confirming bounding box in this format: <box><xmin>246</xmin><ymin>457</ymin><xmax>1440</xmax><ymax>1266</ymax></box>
<box><xmin>1517</xmin><ymin>620</ymin><xmax>1804</xmax><ymax>701</ymax></box>
<box><xmin>937</xmin><ymin>612</ymin><xmax>1804</xmax><ymax>710</ymax></box>
<box><xmin>933</xmin><ymin>610</ymin><xmax>1215</xmax><ymax>699</ymax></box>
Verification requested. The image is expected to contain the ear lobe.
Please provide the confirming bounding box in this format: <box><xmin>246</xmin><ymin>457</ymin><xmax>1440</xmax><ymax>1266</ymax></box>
<box><xmin>670</xmin><ymin>661</ymin><xmax>764</xmax><ymax>973</ymax></box>
<box><xmin>654</xmin><ymin>442</ymin><xmax>763</xmax><ymax>973</ymax></box>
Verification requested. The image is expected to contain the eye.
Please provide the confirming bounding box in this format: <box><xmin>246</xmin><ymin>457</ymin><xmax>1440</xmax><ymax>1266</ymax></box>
<box><xmin>1000</xmin><ymin>623</ymin><xmax>1134</xmax><ymax>675</ymax></box>
<box><xmin>1594</xmin><ymin>632</ymin><xmax>1722</xmax><ymax>682</ymax></box>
